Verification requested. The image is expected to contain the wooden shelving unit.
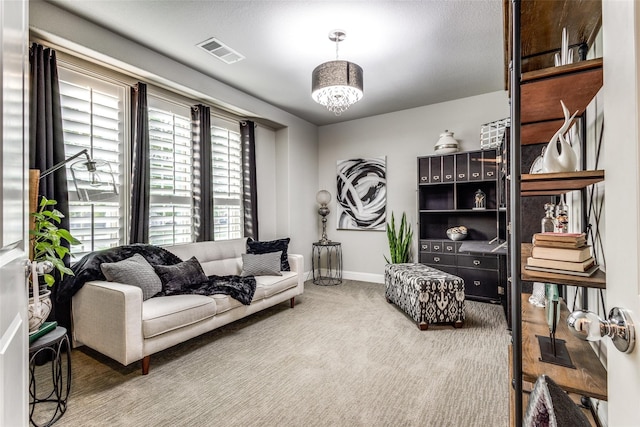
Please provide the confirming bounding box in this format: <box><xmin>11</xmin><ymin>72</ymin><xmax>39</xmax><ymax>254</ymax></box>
<box><xmin>520</xmin><ymin>59</ymin><xmax>603</xmax><ymax>145</ymax></box>
<box><xmin>519</xmin><ymin>294</ymin><xmax>608</xmax><ymax>400</ymax></box>
<box><xmin>521</xmin><ymin>243</ymin><xmax>606</xmax><ymax>289</ymax></box>
<box><xmin>505</xmin><ymin>1</ymin><xmax>605</xmax><ymax>424</ymax></box>
<box><xmin>521</xmin><ymin>170</ymin><xmax>605</xmax><ymax>196</ymax></box>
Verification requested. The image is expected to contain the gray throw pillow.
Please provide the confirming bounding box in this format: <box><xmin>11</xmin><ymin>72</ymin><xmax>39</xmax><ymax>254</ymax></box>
<box><xmin>100</xmin><ymin>253</ymin><xmax>162</xmax><ymax>301</ymax></box>
<box><xmin>154</xmin><ymin>256</ymin><xmax>208</xmax><ymax>296</ymax></box>
<box><xmin>241</xmin><ymin>251</ymin><xmax>283</xmax><ymax>277</ymax></box>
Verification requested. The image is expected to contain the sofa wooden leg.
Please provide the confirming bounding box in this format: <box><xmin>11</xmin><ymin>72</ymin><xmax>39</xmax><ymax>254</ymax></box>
<box><xmin>142</xmin><ymin>355</ymin><xmax>150</xmax><ymax>375</ymax></box>
<box><xmin>454</xmin><ymin>320</ymin><xmax>464</xmax><ymax>329</ymax></box>
<box><xmin>418</xmin><ymin>322</ymin><xmax>429</xmax><ymax>331</ymax></box>
<box><xmin>290</xmin><ymin>297</ymin><xmax>295</xmax><ymax>308</ymax></box>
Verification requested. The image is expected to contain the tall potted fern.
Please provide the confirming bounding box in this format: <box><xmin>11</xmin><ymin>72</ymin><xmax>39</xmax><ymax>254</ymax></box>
<box><xmin>384</xmin><ymin>212</ymin><xmax>413</xmax><ymax>264</ymax></box>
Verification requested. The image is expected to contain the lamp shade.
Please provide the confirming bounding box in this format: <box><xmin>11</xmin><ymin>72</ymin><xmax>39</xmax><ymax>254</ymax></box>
<box><xmin>311</xmin><ymin>60</ymin><xmax>363</xmax><ymax>115</ymax></box>
<box><xmin>316</xmin><ymin>190</ymin><xmax>331</xmax><ymax>206</ymax></box>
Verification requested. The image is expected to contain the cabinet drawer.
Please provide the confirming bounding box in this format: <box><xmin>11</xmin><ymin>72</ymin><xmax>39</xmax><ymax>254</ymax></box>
<box><xmin>430</xmin><ymin>157</ymin><xmax>442</xmax><ymax>183</ymax></box>
<box><xmin>430</xmin><ymin>241</ymin><xmax>444</xmax><ymax>253</ymax></box>
<box><xmin>442</xmin><ymin>155</ymin><xmax>455</xmax><ymax>182</ymax></box>
<box><xmin>419</xmin><ymin>253</ymin><xmax>455</xmax><ymax>265</ymax></box>
<box><xmin>468</xmin><ymin>151</ymin><xmax>483</xmax><ymax>181</ymax></box>
<box><xmin>456</xmin><ymin>254</ymin><xmax>498</xmax><ymax>270</ymax></box>
<box><xmin>419</xmin><ymin>240</ymin><xmax>431</xmax><ymax>252</ymax></box>
<box><xmin>418</xmin><ymin>158</ymin><xmax>430</xmax><ymax>183</ymax></box>
<box><xmin>443</xmin><ymin>241</ymin><xmax>456</xmax><ymax>253</ymax></box>
<box><xmin>483</xmin><ymin>150</ymin><xmax>497</xmax><ymax>179</ymax></box>
<box><xmin>456</xmin><ymin>267</ymin><xmax>499</xmax><ymax>299</ymax></box>
<box><xmin>456</xmin><ymin>153</ymin><xmax>468</xmax><ymax>182</ymax></box>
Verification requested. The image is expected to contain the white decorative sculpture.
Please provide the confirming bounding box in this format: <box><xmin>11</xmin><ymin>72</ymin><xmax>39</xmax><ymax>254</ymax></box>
<box><xmin>542</xmin><ymin>100</ymin><xmax>579</xmax><ymax>173</ymax></box>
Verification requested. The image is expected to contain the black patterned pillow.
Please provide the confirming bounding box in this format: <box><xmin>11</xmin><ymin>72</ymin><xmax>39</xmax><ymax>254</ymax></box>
<box><xmin>241</xmin><ymin>251</ymin><xmax>283</xmax><ymax>277</ymax></box>
<box><xmin>247</xmin><ymin>237</ymin><xmax>290</xmax><ymax>271</ymax></box>
<box><xmin>100</xmin><ymin>253</ymin><xmax>162</xmax><ymax>301</ymax></box>
<box><xmin>154</xmin><ymin>256</ymin><xmax>208</xmax><ymax>296</ymax></box>
<box><xmin>523</xmin><ymin>374</ymin><xmax>590</xmax><ymax>427</ymax></box>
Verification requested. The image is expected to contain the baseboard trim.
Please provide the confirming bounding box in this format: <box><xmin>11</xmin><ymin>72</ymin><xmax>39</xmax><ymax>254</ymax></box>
<box><xmin>342</xmin><ymin>271</ymin><xmax>384</xmax><ymax>284</ymax></box>
<box><xmin>303</xmin><ymin>270</ymin><xmax>384</xmax><ymax>284</ymax></box>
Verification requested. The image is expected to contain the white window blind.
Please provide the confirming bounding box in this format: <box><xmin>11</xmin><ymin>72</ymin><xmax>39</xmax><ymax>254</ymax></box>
<box><xmin>148</xmin><ymin>96</ymin><xmax>193</xmax><ymax>246</ymax></box>
<box><xmin>211</xmin><ymin>118</ymin><xmax>243</xmax><ymax>241</ymax></box>
<box><xmin>58</xmin><ymin>67</ymin><xmax>126</xmax><ymax>257</ymax></box>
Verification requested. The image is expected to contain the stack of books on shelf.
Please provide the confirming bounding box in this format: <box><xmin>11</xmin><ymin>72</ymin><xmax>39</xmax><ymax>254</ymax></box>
<box><xmin>525</xmin><ymin>232</ymin><xmax>599</xmax><ymax>277</ymax></box>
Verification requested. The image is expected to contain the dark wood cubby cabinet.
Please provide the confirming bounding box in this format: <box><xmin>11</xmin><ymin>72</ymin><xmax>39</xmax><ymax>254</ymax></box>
<box><xmin>417</xmin><ymin>148</ymin><xmax>507</xmax><ymax>304</ymax></box>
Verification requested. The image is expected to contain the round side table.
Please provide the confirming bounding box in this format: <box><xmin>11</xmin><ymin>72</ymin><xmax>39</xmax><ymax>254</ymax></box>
<box><xmin>312</xmin><ymin>241</ymin><xmax>343</xmax><ymax>286</ymax></box>
<box><xmin>29</xmin><ymin>326</ymin><xmax>71</xmax><ymax>427</ymax></box>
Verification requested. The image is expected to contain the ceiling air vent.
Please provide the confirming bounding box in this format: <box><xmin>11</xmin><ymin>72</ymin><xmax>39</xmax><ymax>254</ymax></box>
<box><xmin>197</xmin><ymin>37</ymin><xmax>245</xmax><ymax>64</ymax></box>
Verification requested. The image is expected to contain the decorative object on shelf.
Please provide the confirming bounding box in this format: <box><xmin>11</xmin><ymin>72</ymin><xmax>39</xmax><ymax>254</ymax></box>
<box><xmin>541</xmin><ymin>203</ymin><xmax>556</xmax><ymax>233</ymax></box>
<box><xmin>537</xmin><ymin>283</ymin><xmax>575</xmax><ymax>368</ymax></box>
<box><xmin>529</xmin><ymin>146</ymin><xmax>545</xmax><ymax>174</ymax></box>
<box><xmin>528</xmin><ymin>283</ymin><xmax>546</xmax><ymax>307</ymax></box>
<box><xmin>555</xmin><ymin>197</ymin><xmax>569</xmax><ymax>233</ymax></box>
<box><xmin>336</xmin><ymin>157</ymin><xmax>386</xmax><ymax>230</ymax></box>
<box><xmin>554</xmin><ymin>27</ymin><xmax>574</xmax><ymax>67</ymax></box>
<box><xmin>384</xmin><ymin>212</ymin><xmax>413</xmax><ymax>264</ymax></box>
<box><xmin>542</xmin><ymin>100</ymin><xmax>579</xmax><ymax>173</ymax></box>
<box><xmin>446</xmin><ymin>225</ymin><xmax>468</xmax><ymax>241</ymax></box>
<box><xmin>316</xmin><ymin>190</ymin><xmax>332</xmax><ymax>244</ymax></box>
<box><xmin>473</xmin><ymin>189</ymin><xmax>486</xmax><ymax>210</ymax></box>
<box><xmin>567</xmin><ymin>307</ymin><xmax>636</xmax><ymax>354</ymax></box>
<box><xmin>480</xmin><ymin>117</ymin><xmax>510</xmax><ymax>150</ymax></box>
<box><xmin>311</xmin><ymin>29</ymin><xmax>363</xmax><ymax>116</ymax></box>
<box><xmin>434</xmin><ymin>130</ymin><xmax>459</xmax><ymax>154</ymax></box>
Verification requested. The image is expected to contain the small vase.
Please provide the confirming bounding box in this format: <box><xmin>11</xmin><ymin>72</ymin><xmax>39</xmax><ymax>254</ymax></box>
<box><xmin>28</xmin><ymin>289</ymin><xmax>52</xmax><ymax>333</ymax></box>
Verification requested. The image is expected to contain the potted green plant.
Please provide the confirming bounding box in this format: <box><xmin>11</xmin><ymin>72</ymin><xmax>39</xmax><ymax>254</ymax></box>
<box><xmin>384</xmin><ymin>212</ymin><xmax>413</xmax><ymax>264</ymax></box>
<box><xmin>28</xmin><ymin>196</ymin><xmax>80</xmax><ymax>332</ymax></box>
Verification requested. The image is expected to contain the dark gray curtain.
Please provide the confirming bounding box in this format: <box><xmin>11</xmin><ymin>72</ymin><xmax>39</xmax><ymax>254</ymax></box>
<box><xmin>129</xmin><ymin>82</ymin><xmax>150</xmax><ymax>243</ymax></box>
<box><xmin>29</xmin><ymin>43</ymin><xmax>70</xmax><ymax>326</ymax></box>
<box><xmin>191</xmin><ymin>105</ymin><xmax>213</xmax><ymax>241</ymax></box>
<box><xmin>240</xmin><ymin>121</ymin><xmax>258</xmax><ymax>240</ymax></box>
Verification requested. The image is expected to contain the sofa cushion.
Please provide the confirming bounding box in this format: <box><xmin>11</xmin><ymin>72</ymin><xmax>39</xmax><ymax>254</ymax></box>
<box><xmin>142</xmin><ymin>295</ymin><xmax>217</xmax><ymax>338</ymax></box>
<box><xmin>154</xmin><ymin>256</ymin><xmax>208</xmax><ymax>295</ymax></box>
<box><xmin>254</xmin><ymin>272</ymin><xmax>299</xmax><ymax>299</ymax></box>
<box><xmin>210</xmin><ymin>294</ymin><xmax>242</xmax><ymax>314</ymax></box>
<box><xmin>166</xmin><ymin>239</ymin><xmax>246</xmax><ymax>276</ymax></box>
<box><xmin>100</xmin><ymin>253</ymin><xmax>162</xmax><ymax>301</ymax></box>
<box><xmin>241</xmin><ymin>251</ymin><xmax>283</xmax><ymax>277</ymax></box>
<box><xmin>247</xmin><ymin>237</ymin><xmax>291</xmax><ymax>271</ymax></box>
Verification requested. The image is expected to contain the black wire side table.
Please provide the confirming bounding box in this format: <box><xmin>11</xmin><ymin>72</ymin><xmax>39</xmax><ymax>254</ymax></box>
<box><xmin>312</xmin><ymin>241</ymin><xmax>343</xmax><ymax>286</ymax></box>
<box><xmin>29</xmin><ymin>326</ymin><xmax>71</xmax><ymax>427</ymax></box>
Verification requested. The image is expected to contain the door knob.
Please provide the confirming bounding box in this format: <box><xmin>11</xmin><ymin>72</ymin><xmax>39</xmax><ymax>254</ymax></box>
<box><xmin>567</xmin><ymin>307</ymin><xmax>636</xmax><ymax>354</ymax></box>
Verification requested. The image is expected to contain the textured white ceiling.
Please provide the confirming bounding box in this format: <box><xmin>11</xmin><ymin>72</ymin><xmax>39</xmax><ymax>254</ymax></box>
<box><xmin>45</xmin><ymin>0</ymin><xmax>505</xmax><ymax>126</ymax></box>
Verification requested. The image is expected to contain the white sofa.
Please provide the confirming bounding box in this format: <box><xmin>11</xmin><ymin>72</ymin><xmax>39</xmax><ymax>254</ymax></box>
<box><xmin>71</xmin><ymin>238</ymin><xmax>304</xmax><ymax>374</ymax></box>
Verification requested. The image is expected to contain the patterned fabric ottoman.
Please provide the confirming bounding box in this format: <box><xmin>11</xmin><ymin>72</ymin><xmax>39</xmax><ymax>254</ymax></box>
<box><xmin>385</xmin><ymin>263</ymin><xmax>465</xmax><ymax>330</ymax></box>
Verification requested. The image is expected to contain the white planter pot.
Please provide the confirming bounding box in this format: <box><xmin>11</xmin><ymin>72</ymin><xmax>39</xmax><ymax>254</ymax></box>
<box><xmin>28</xmin><ymin>289</ymin><xmax>52</xmax><ymax>333</ymax></box>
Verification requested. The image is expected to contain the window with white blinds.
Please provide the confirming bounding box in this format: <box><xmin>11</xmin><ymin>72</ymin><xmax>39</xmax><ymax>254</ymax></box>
<box><xmin>58</xmin><ymin>67</ymin><xmax>126</xmax><ymax>257</ymax></box>
<box><xmin>211</xmin><ymin>118</ymin><xmax>243</xmax><ymax>241</ymax></box>
<box><xmin>147</xmin><ymin>96</ymin><xmax>194</xmax><ymax>246</ymax></box>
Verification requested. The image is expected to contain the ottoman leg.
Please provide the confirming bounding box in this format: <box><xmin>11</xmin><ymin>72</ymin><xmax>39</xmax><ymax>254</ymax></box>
<box><xmin>418</xmin><ymin>322</ymin><xmax>428</xmax><ymax>331</ymax></box>
<box><xmin>386</xmin><ymin>297</ymin><xmax>393</xmax><ymax>304</ymax></box>
<box><xmin>454</xmin><ymin>320</ymin><xmax>464</xmax><ymax>329</ymax></box>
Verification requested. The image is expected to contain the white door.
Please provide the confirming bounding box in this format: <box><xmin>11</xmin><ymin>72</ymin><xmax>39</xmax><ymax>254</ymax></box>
<box><xmin>0</xmin><ymin>0</ymin><xmax>29</xmax><ymax>425</ymax></box>
<box><xmin>602</xmin><ymin>1</ymin><xmax>640</xmax><ymax>425</ymax></box>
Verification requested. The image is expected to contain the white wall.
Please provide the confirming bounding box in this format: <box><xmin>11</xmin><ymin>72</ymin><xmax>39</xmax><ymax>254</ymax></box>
<box><xmin>29</xmin><ymin>1</ymin><xmax>319</xmax><ymax>270</ymax></box>
<box><xmin>318</xmin><ymin>91</ymin><xmax>509</xmax><ymax>282</ymax></box>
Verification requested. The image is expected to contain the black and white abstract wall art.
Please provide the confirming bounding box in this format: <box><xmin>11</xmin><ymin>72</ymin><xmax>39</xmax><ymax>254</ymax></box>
<box><xmin>336</xmin><ymin>157</ymin><xmax>386</xmax><ymax>230</ymax></box>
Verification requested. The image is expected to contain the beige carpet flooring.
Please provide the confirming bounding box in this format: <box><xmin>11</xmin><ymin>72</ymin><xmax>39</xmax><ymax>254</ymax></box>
<box><xmin>35</xmin><ymin>280</ymin><xmax>510</xmax><ymax>427</ymax></box>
